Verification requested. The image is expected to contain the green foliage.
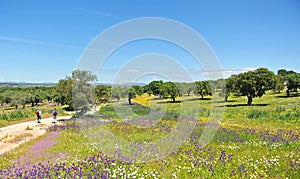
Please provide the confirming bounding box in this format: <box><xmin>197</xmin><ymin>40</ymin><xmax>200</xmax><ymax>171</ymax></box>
<box><xmin>144</xmin><ymin>80</ymin><xmax>163</xmax><ymax>97</ymax></box>
<box><xmin>0</xmin><ymin>93</ymin><xmax>299</xmax><ymax>178</ymax></box>
<box><xmin>194</xmin><ymin>80</ymin><xmax>211</xmax><ymax>99</ymax></box>
<box><xmin>55</xmin><ymin>78</ymin><xmax>73</xmax><ymax>106</ymax></box>
<box><xmin>275</xmin><ymin>106</ymin><xmax>285</xmax><ymax>113</ymax></box>
<box><xmin>111</xmin><ymin>86</ymin><xmax>127</xmax><ymax>101</ymax></box>
<box><xmin>0</xmin><ymin>93</ymin><xmax>5</xmax><ymax>106</ymax></box>
<box><xmin>285</xmin><ymin>73</ymin><xmax>300</xmax><ymax>91</ymax></box>
<box><xmin>274</xmin><ymin>75</ymin><xmax>285</xmax><ymax>93</ymax></box>
<box><xmin>131</xmin><ymin>104</ymin><xmax>151</xmax><ymax>115</ymax></box>
<box><xmin>277</xmin><ymin>69</ymin><xmax>300</xmax><ymax>96</ymax></box>
<box><xmin>227</xmin><ymin>68</ymin><xmax>277</xmax><ymax>105</ymax></box>
<box><xmin>0</xmin><ymin>86</ymin><xmax>52</xmax><ymax>109</ymax></box>
<box><xmin>247</xmin><ymin>109</ymin><xmax>269</xmax><ymax>119</ymax></box>
<box><xmin>131</xmin><ymin>86</ymin><xmax>144</xmax><ymax>96</ymax></box>
<box><xmin>95</xmin><ymin>85</ymin><xmax>111</xmax><ymax>103</ymax></box>
<box><xmin>55</xmin><ymin>70</ymin><xmax>97</xmax><ymax>114</ymax></box>
<box><xmin>0</xmin><ymin>109</ymin><xmax>34</xmax><ymax>121</ymax></box>
<box><xmin>97</xmin><ymin>105</ymin><xmax>119</xmax><ymax>119</ymax></box>
<box><xmin>162</xmin><ymin>81</ymin><xmax>180</xmax><ymax>102</ymax></box>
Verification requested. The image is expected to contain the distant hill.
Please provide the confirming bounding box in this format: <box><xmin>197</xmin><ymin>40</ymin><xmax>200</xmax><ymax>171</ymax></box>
<box><xmin>0</xmin><ymin>82</ymin><xmax>145</xmax><ymax>88</ymax></box>
<box><xmin>0</xmin><ymin>82</ymin><xmax>56</xmax><ymax>88</ymax></box>
<box><xmin>96</xmin><ymin>82</ymin><xmax>146</xmax><ymax>87</ymax></box>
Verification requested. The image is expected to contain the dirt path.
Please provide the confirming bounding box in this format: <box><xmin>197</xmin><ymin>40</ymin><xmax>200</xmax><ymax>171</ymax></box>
<box><xmin>0</xmin><ymin>116</ymin><xmax>72</xmax><ymax>155</ymax></box>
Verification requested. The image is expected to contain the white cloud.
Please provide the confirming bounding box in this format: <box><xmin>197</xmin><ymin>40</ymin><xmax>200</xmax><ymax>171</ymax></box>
<box><xmin>201</xmin><ymin>68</ymin><xmax>257</xmax><ymax>79</ymax></box>
<box><xmin>125</xmin><ymin>68</ymin><xmax>141</xmax><ymax>73</ymax></box>
<box><xmin>0</xmin><ymin>36</ymin><xmax>43</xmax><ymax>44</ymax></box>
<box><xmin>0</xmin><ymin>36</ymin><xmax>85</xmax><ymax>50</ymax></box>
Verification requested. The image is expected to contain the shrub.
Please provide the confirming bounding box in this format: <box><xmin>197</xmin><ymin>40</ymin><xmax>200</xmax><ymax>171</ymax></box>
<box><xmin>247</xmin><ymin>109</ymin><xmax>269</xmax><ymax>119</ymax></box>
<box><xmin>0</xmin><ymin>109</ymin><xmax>32</xmax><ymax>121</ymax></box>
<box><xmin>278</xmin><ymin>111</ymin><xmax>292</xmax><ymax>120</ymax></box>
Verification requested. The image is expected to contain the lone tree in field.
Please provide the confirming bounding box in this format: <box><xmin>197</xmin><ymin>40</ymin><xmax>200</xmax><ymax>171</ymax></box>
<box><xmin>55</xmin><ymin>70</ymin><xmax>97</xmax><ymax>114</ymax></box>
<box><xmin>146</xmin><ymin>80</ymin><xmax>164</xmax><ymax>98</ymax></box>
<box><xmin>162</xmin><ymin>81</ymin><xmax>180</xmax><ymax>102</ymax></box>
<box><xmin>72</xmin><ymin>70</ymin><xmax>97</xmax><ymax>115</ymax></box>
<box><xmin>229</xmin><ymin>68</ymin><xmax>277</xmax><ymax>106</ymax></box>
<box><xmin>220</xmin><ymin>77</ymin><xmax>235</xmax><ymax>102</ymax></box>
<box><xmin>111</xmin><ymin>86</ymin><xmax>127</xmax><ymax>102</ymax></box>
<box><xmin>278</xmin><ymin>69</ymin><xmax>300</xmax><ymax>97</ymax></box>
<box><xmin>194</xmin><ymin>81</ymin><xmax>211</xmax><ymax>99</ymax></box>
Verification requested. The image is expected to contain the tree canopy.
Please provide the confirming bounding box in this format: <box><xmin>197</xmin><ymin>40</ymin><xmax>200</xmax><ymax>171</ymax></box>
<box><xmin>144</xmin><ymin>80</ymin><xmax>163</xmax><ymax>98</ymax></box>
<box><xmin>227</xmin><ymin>68</ymin><xmax>277</xmax><ymax>105</ymax></box>
<box><xmin>162</xmin><ymin>82</ymin><xmax>180</xmax><ymax>102</ymax></box>
<box><xmin>1</xmin><ymin>67</ymin><xmax>298</xmax><ymax>110</ymax></box>
<box><xmin>194</xmin><ymin>81</ymin><xmax>211</xmax><ymax>99</ymax></box>
<box><xmin>277</xmin><ymin>69</ymin><xmax>300</xmax><ymax>96</ymax></box>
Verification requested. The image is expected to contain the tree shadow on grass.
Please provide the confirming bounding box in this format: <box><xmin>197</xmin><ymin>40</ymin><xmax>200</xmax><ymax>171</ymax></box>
<box><xmin>276</xmin><ymin>94</ymin><xmax>299</xmax><ymax>98</ymax></box>
<box><xmin>183</xmin><ymin>97</ymin><xmax>212</xmax><ymax>102</ymax></box>
<box><xmin>225</xmin><ymin>103</ymin><xmax>269</xmax><ymax>107</ymax></box>
<box><xmin>157</xmin><ymin>100</ymin><xmax>182</xmax><ymax>104</ymax></box>
<box><xmin>215</xmin><ymin>99</ymin><xmax>237</xmax><ymax>103</ymax></box>
<box><xmin>150</xmin><ymin>97</ymin><xmax>164</xmax><ymax>101</ymax></box>
<box><xmin>62</xmin><ymin>106</ymin><xmax>74</xmax><ymax>111</ymax></box>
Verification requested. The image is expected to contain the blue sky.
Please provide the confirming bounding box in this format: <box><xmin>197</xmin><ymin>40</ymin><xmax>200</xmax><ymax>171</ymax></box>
<box><xmin>0</xmin><ymin>0</ymin><xmax>299</xmax><ymax>83</ymax></box>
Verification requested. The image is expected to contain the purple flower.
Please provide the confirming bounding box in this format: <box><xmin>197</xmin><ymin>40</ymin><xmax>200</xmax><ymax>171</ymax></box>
<box><xmin>228</xmin><ymin>154</ymin><xmax>233</xmax><ymax>162</ymax></box>
<box><xmin>209</xmin><ymin>166</ymin><xmax>214</xmax><ymax>172</ymax></box>
<box><xmin>194</xmin><ymin>160</ymin><xmax>199</xmax><ymax>168</ymax></box>
<box><xmin>232</xmin><ymin>169</ymin><xmax>236</xmax><ymax>175</ymax></box>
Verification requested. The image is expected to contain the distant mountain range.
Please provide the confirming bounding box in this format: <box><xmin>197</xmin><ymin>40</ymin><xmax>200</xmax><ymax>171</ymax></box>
<box><xmin>0</xmin><ymin>81</ymin><xmax>56</xmax><ymax>85</ymax></box>
<box><xmin>0</xmin><ymin>82</ymin><xmax>146</xmax><ymax>87</ymax></box>
<box><xmin>0</xmin><ymin>82</ymin><xmax>56</xmax><ymax>88</ymax></box>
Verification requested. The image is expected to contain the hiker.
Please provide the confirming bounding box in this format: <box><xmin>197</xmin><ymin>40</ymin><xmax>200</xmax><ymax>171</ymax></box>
<box><xmin>52</xmin><ymin>108</ymin><xmax>58</xmax><ymax>123</ymax></box>
<box><xmin>36</xmin><ymin>108</ymin><xmax>42</xmax><ymax>123</ymax></box>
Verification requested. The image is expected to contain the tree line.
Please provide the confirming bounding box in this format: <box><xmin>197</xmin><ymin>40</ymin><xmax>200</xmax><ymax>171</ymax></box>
<box><xmin>0</xmin><ymin>68</ymin><xmax>299</xmax><ymax>111</ymax></box>
<box><xmin>0</xmin><ymin>86</ymin><xmax>55</xmax><ymax>109</ymax></box>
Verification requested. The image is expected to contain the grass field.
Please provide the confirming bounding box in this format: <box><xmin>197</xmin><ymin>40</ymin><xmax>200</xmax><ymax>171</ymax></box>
<box><xmin>0</xmin><ymin>92</ymin><xmax>299</xmax><ymax>178</ymax></box>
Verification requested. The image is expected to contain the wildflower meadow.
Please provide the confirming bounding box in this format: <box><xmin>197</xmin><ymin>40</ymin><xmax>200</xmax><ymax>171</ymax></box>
<box><xmin>0</xmin><ymin>93</ymin><xmax>299</xmax><ymax>178</ymax></box>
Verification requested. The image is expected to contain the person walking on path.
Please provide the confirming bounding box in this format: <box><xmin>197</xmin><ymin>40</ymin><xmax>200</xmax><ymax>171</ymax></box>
<box><xmin>35</xmin><ymin>108</ymin><xmax>42</xmax><ymax>123</ymax></box>
<box><xmin>52</xmin><ymin>108</ymin><xmax>58</xmax><ymax>123</ymax></box>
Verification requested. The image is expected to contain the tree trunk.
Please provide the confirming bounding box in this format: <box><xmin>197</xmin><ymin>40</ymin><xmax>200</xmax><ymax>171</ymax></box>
<box><xmin>201</xmin><ymin>94</ymin><xmax>204</xmax><ymax>99</ymax></box>
<box><xmin>224</xmin><ymin>94</ymin><xmax>228</xmax><ymax>102</ymax></box>
<box><xmin>172</xmin><ymin>96</ymin><xmax>175</xmax><ymax>102</ymax></box>
<box><xmin>15</xmin><ymin>105</ymin><xmax>18</xmax><ymax>109</ymax></box>
<box><xmin>128</xmin><ymin>97</ymin><xmax>132</xmax><ymax>105</ymax></box>
<box><xmin>287</xmin><ymin>89</ymin><xmax>290</xmax><ymax>97</ymax></box>
<box><xmin>247</xmin><ymin>94</ymin><xmax>253</xmax><ymax>106</ymax></box>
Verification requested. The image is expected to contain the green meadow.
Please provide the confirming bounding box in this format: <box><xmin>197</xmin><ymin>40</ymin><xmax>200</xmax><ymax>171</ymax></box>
<box><xmin>0</xmin><ymin>92</ymin><xmax>299</xmax><ymax>178</ymax></box>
